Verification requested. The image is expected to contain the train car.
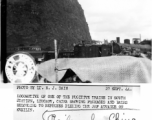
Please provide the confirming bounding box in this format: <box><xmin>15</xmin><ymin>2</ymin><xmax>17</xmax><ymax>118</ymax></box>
<box><xmin>59</xmin><ymin>51</ymin><xmax>75</xmax><ymax>58</ymax></box>
<box><xmin>7</xmin><ymin>45</ymin><xmax>46</xmax><ymax>63</ymax></box>
<box><xmin>74</xmin><ymin>44</ymin><xmax>101</xmax><ymax>58</ymax></box>
<box><xmin>73</xmin><ymin>43</ymin><xmax>120</xmax><ymax>58</ymax></box>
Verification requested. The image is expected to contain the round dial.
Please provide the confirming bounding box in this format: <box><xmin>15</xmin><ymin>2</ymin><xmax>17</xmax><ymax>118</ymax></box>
<box><xmin>5</xmin><ymin>52</ymin><xmax>36</xmax><ymax>83</ymax></box>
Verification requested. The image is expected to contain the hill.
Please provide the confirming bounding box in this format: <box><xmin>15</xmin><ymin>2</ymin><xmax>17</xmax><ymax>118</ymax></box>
<box><xmin>7</xmin><ymin>0</ymin><xmax>92</xmax><ymax>50</ymax></box>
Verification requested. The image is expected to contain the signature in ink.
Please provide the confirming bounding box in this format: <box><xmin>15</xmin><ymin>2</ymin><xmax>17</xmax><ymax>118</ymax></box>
<box><xmin>44</xmin><ymin>112</ymin><xmax>136</xmax><ymax>120</ymax></box>
<box><xmin>66</xmin><ymin>113</ymin><xmax>95</xmax><ymax>120</ymax></box>
<box><xmin>66</xmin><ymin>113</ymin><xmax>136</xmax><ymax>120</ymax></box>
<box><xmin>48</xmin><ymin>114</ymin><xmax>56</xmax><ymax>120</ymax></box>
<box><xmin>109</xmin><ymin>113</ymin><xmax>136</xmax><ymax>120</ymax></box>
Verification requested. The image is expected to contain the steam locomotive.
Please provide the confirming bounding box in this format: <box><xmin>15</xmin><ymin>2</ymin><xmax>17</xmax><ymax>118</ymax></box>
<box><xmin>5</xmin><ymin>41</ymin><xmax>151</xmax><ymax>83</ymax></box>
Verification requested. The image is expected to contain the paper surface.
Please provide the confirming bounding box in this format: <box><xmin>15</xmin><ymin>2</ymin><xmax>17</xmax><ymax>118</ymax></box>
<box><xmin>14</xmin><ymin>84</ymin><xmax>140</xmax><ymax>120</ymax></box>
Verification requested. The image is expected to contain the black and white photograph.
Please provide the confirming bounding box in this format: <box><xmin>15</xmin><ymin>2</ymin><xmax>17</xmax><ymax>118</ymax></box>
<box><xmin>0</xmin><ymin>1</ymin><xmax>152</xmax><ymax>120</ymax></box>
<box><xmin>1</xmin><ymin>0</ymin><xmax>152</xmax><ymax>83</ymax></box>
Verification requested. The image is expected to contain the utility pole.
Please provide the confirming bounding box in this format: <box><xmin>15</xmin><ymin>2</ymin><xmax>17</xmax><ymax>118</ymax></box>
<box><xmin>54</xmin><ymin>39</ymin><xmax>58</xmax><ymax>83</ymax></box>
<box><xmin>112</xmin><ymin>41</ymin><xmax>113</xmax><ymax>55</ymax></box>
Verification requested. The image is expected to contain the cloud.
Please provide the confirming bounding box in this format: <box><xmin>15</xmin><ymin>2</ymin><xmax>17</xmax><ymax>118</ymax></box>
<box><xmin>78</xmin><ymin>0</ymin><xmax>152</xmax><ymax>42</ymax></box>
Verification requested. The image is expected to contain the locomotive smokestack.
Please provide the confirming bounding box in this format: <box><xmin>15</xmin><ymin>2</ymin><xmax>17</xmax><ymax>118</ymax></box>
<box><xmin>116</xmin><ymin>37</ymin><xmax>120</xmax><ymax>43</ymax></box>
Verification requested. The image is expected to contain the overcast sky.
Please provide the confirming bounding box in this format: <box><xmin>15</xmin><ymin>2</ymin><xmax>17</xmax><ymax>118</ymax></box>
<box><xmin>78</xmin><ymin>0</ymin><xmax>152</xmax><ymax>43</ymax></box>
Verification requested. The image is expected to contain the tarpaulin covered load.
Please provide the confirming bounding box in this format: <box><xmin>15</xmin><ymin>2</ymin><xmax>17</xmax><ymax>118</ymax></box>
<box><xmin>36</xmin><ymin>56</ymin><xmax>151</xmax><ymax>83</ymax></box>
